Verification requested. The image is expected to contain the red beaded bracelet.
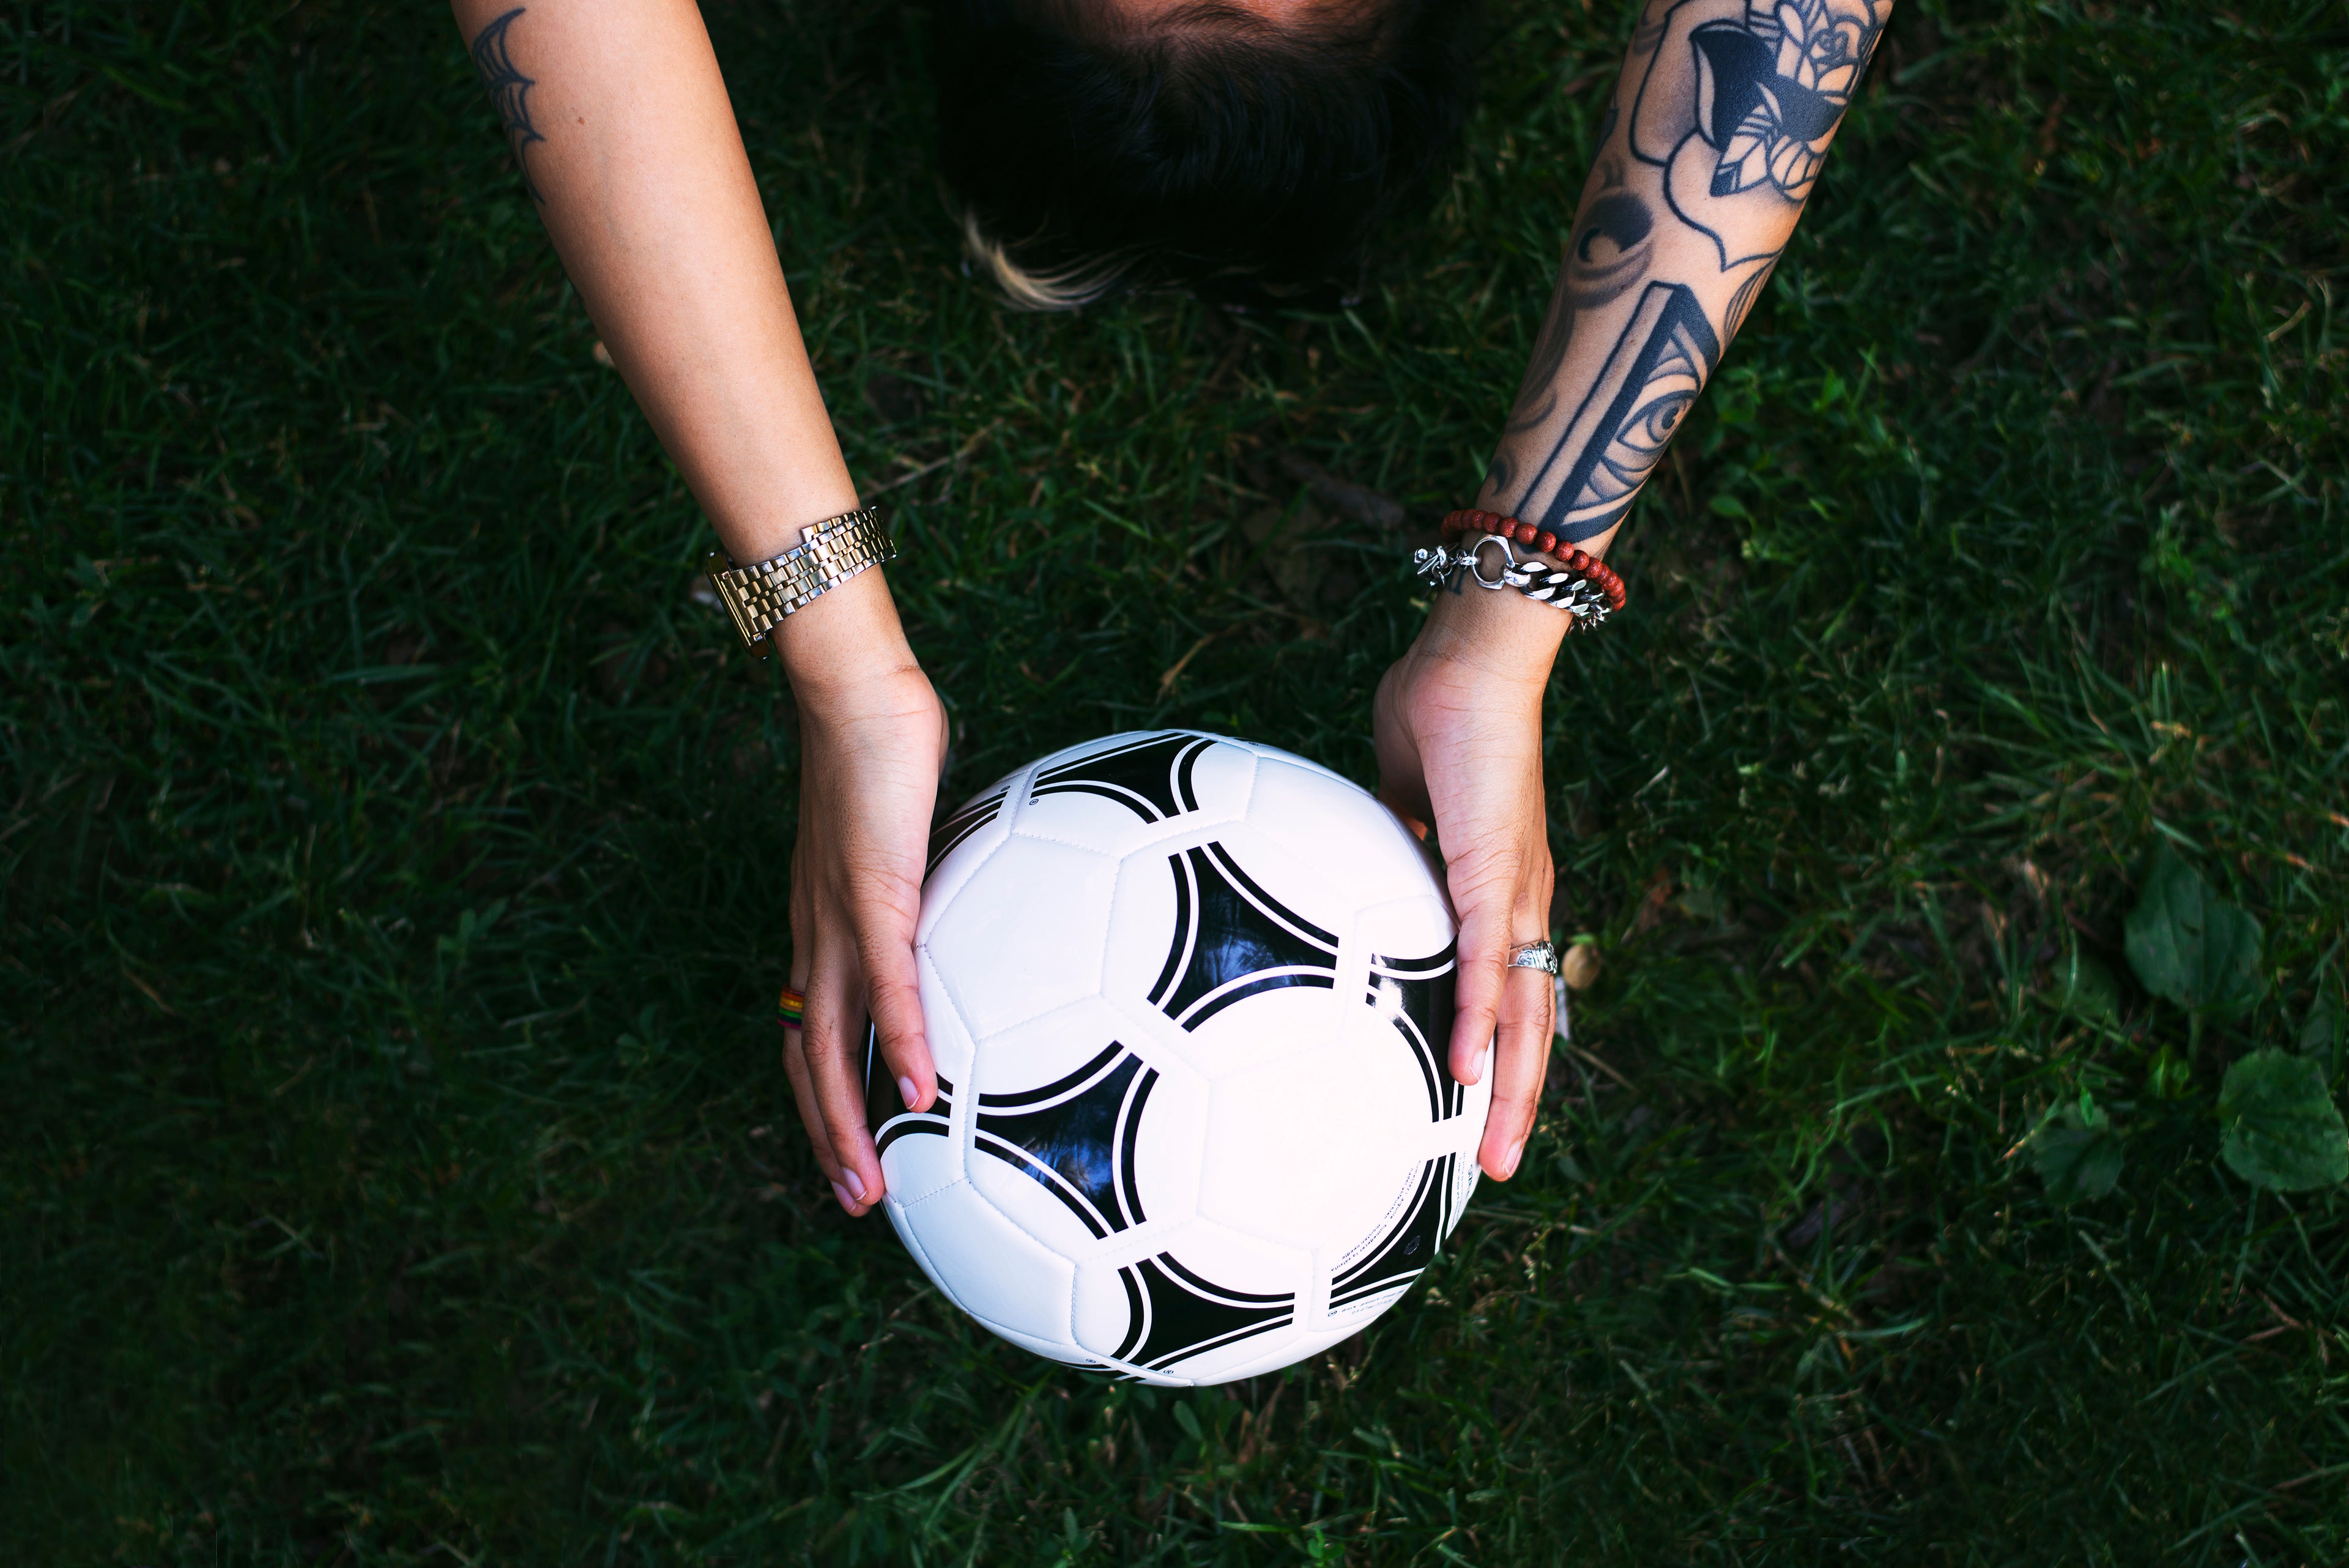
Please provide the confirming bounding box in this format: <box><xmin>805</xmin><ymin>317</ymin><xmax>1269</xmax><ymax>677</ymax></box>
<box><xmin>1439</xmin><ymin>510</ymin><xmax>1627</xmax><ymax>612</ymax></box>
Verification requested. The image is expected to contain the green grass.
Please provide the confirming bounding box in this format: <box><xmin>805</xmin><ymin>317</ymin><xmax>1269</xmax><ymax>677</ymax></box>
<box><xmin>5</xmin><ymin>0</ymin><xmax>2347</xmax><ymax>1561</ymax></box>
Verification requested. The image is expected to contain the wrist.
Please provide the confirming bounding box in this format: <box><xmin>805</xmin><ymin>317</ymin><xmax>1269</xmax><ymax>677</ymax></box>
<box><xmin>708</xmin><ymin>474</ymin><xmax>866</xmax><ymax>574</ymax></box>
<box><xmin>1464</xmin><ymin>489</ymin><xmax>1626</xmax><ymax>570</ymax></box>
<box><xmin>1412</xmin><ymin>578</ymin><xmax>1569</xmax><ymax>689</ymax></box>
<box><xmin>1411</xmin><ymin>496</ymin><xmax>1628</xmax><ymax>686</ymax></box>
<box><xmin>770</xmin><ymin>568</ymin><xmax>924</xmax><ymax>705</ymax></box>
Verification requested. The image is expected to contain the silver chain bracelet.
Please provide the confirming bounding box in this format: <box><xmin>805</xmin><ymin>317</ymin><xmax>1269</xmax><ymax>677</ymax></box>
<box><xmin>1411</xmin><ymin>533</ymin><xmax>1616</xmax><ymax>630</ymax></box>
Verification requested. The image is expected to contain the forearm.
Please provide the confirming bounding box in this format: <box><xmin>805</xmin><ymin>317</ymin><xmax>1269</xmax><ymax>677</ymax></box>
<box><xmin>1479</xmin><ymin>0</ymin><xmax>1891</xmax><ymax>566</ymax></box>
<box><xmin>451</xmin><ymin>0</ymin><xmax>885</xmax><ymax>673</ymax></box>
<box><xmin>1384</xmin><ymin>0</ymin><xmax>1895</xmax><ymax>1166</ymax></box>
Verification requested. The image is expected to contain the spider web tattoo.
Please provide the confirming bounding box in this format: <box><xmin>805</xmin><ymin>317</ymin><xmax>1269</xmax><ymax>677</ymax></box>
<box><xmin>470</xmin><ymin>8</ymin><xmax>544</xmax><ymax>203</ymax></box>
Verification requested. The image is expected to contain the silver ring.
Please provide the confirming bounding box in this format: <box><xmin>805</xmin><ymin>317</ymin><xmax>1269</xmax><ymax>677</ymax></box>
<box><xmin>1508</xmin><ymin>940</ymin><xmax>1560</xmax><ymax>976</ymax></box>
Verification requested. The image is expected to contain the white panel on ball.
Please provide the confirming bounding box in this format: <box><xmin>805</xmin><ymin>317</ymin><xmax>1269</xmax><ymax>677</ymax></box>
<box><xmin>1171</xmin><ymin>817</ymin><xmax>1359</xmax><ymax>976</ymax></box>
<box><xmin>875</xmin><ymin>1110</ymin><xmax>963</xmax><ymax>1211</ymax></box>
<box><xmin>1332</xmin><ymin>1160</ymin><xmax>1437</xmax><ymax>1276</ymax></box>
<box><xmin>915</xmin><ymin>946</ymin><xmax>980</xmax><ymax>1092</ymax></box>
<box><xmin>1102</xmin><ymin>847</ymin><xmax>1184</xmax><ymax>1013</ymax></box>
<box><xmin>1354</xmin><ymin>895</ymin><xmax>1458</xmax><ymax>979</ymax></box>
<box><xmin>1200</xmin><ymin>1323</ymin><xmax>1366</xmax><ymax>1386</ymax></box>
<box><xmin>915</xmin><ymin>781</ymin><xmax>1019</xmax><ymax>944</ymax></box>
<box><xmin>966</xmin><ymin>994</ymin><xmax>1134</xmax><ymax>1104</ymax></box>
<box><xmin>897</xmin><ymin>1180</ymin><xmax>1078</xmax><ymax>1353</ymax></box>
<box><xmin>1116</xmin><ymin>1038</ymin><xmax>1209</xmax><ymax>1233</ymax></box>
<box><xmin>1234</xmin><ymin>738</ymin><xmax>1353</xmax><ymax>788</ymax></box>
<box><xmin>1171</xmin><ymin>984</ymin><xmax>1342</xmax><ymax>1082</ymax></box>
<box><xmin>1245</xmin><ymin>754</ymin><xmax>1443</xmax><ymax>915</ymax></box>
<box><xmin>922</xmin><ymin>834</ymin><xmax>1118</xmax><ymax>1039</ymax></box>
<box><xmin>1196</xmin><ymin>1032</ymin><xmax>1421</xmax><ymax>1254</ymax></box>
<box><xmin>1011</xmin><ymin>787</ymin><xmax>1174</xmax><ymax>860</ymax></box>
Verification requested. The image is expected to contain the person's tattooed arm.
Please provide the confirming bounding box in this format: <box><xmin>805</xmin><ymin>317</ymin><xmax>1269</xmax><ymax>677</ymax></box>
<box><xmin>1480</xmin><ymin>0</ymin><xmax>1891</xmax><ymax>546</ymax></box>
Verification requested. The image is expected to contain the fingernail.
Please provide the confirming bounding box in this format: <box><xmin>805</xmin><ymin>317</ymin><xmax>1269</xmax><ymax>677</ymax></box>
<box><xmin>830</xmin><ymin>1180</ymin><xmax>856</xmax><ymax>1211</ymax></box>
<box><xmin>842</xmin><ymin>1167</ymin><xmax>869</xmax><ymax>1203</ymax></box>
<box><xmin>897</xmin><ymin>1075</ymin><xmax>919</xmax><ymax>1110</ymax></box>
<box><xmin>1502</xmin><ymin>1139</ymin><xmax>1525</xmax><ymax>1179</ymax></box>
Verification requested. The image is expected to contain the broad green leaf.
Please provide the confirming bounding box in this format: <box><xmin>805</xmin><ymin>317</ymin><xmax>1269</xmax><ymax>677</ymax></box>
<box><xmin>2030</xmin><ymin>1092</ymin><xmax>2124</xmax><ymax>1205</ymax></box>
<box><xmin>2049</xmin><ymin>946</ymin><xmax>2121</xmax><ymax>1024</ymax></box>
<box><xmin>2219</xmin><ymin>1049</ymin><xmax>2349</xmax><ymax>1192</ymax></box>
<box><xmin>2124</xmin><ymin>843</ymin><xmax>2265</xmax><ymax>1013</ymax></box>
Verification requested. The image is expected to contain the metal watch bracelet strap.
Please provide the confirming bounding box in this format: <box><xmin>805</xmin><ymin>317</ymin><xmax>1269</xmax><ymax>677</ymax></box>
<box><xmin>703</xmin><ymin>507</ymin><xmax>894</xmax><ymax>655</ymax></box>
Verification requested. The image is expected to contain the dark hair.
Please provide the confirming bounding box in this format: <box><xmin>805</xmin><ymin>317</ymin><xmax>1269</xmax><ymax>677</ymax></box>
<box><xmin>928</xmin><ymin>0</ymin><xmax>1479</xmax><ymax>311</ymax></box>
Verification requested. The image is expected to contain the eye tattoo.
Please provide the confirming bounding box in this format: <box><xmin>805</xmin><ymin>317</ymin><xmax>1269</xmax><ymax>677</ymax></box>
<box><xmin>1511</xmin><ymin>281</ymin><xmax>1721</xmax><ymax>543</ymax></box>
<box><xmin>470</xmin><ymin>7</ymin><xmax>545</xmax><ymax>203</ymax></box>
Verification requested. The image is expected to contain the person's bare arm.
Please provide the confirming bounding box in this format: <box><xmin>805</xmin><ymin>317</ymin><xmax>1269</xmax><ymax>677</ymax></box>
<box><xmin>451</xmin><ymin>0</ymin><xmax>941</xmax><ymax>1217</ymax></box>
<box><xmin>455</xmin><ymin>0</ymin><xmax>855</xmax><ymax>549</ymax></box>
<box><xmin>1379</xmin><ymin>0</ymin><xmax>1890</xmax><ymax>1181</ymax></box>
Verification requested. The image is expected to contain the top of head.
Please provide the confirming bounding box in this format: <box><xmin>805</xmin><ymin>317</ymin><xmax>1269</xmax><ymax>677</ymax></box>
<box><xmin>928</xmin><ymin>0</ymin><xmax>1480</xmax><ymax>310</ymax></box>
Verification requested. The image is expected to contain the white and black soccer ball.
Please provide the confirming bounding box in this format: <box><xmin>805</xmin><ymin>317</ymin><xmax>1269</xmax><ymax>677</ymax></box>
<box><xmin>862</xmin><ymin>730</ymin><xmax>1491</xmax><ymax>1386</ymax></box>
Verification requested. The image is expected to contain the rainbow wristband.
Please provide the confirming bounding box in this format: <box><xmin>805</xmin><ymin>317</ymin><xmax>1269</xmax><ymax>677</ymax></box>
<box><xmin>777</xmin><ymin>985</ymin><xmax>806</xmax><ymax>1030</ymax></box>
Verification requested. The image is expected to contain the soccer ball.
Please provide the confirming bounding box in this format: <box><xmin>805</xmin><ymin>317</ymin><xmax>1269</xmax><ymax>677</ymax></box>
<box><xmin>861</xmin><ymin>730</ymin><xmax>1491</xmax><ymax>1386</ymax></box>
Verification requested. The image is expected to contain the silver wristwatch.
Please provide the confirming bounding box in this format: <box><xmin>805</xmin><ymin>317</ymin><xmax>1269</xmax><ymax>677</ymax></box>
<box><xmin>703</xmin><ymin>507</ymin><xmax>895</xmax><ymax>656</ymax></box>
